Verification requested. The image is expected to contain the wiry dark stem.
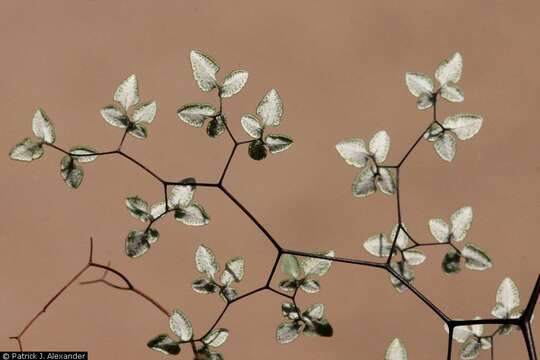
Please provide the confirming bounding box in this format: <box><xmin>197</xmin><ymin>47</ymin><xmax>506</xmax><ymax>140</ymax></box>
<box><xmin>88</xmin><ymin>262</ymin><xmax>134</xmax><ymax>289</ymax></box>
<box><xmin>219</xmin><ymin>143</ymin><xmax>238</xmax><ymax>185</ymax></box>
<box><xmin>524</xmin><ymin>274</ymin><xmax>540</xmax><ymax>321</ymax></box>
<box><xmin>117</xmin><ymin>150</ymin><xmax>164</xmax><ymax>183</ymax></box>
<box><xmin>222</xmin><ymin>119</ymin><xmax>237</xmax><ymax>146</ymax></box>
<box><xmin>268</xmin><ymin>286</ymin><xmax>293</xmax><ymax>299</ymax></box>
<box><xmin>117</xmin><ymin>128</ymin><xmax>129</xmax><ymax>150</ymax></box>
<box><xmin>386</xmin><ymin>262</ymin><xmax>451</xmax><ymax>323</ymax></box>
<box><xmin>386</xmin><ymin>223</ymin><xmax>404</xmax><ymax>265</ymax></box>
<box><xmin>10</xmin><ymin>238</ymin><xmax>170</xmax><ymax>351</ymax></box>
<box><xmin>44</xmin><ymin>143</ymin><xmax>73</xmax><ymax>156</ymax></box>
<box><xmin>196</xmin><ymin>283</ymin><xmax>290</xmax><ymax>341</ymax></box>
<box><xmin>80</xmin><ymin>278</ymin><xmax>129</xmax><ymax>290</ymax></box>
<box><xmin>198</xmin><ymin>303</ymin><xmax>230</xmax><ymax>341</ymax></box>
<box><xmin>522</xmin><ymin>322</ymin><xmax>537</xmax><ymax>360</ymax></box>
<box><xmin>399</xmin><ymin>226</ymin><xmax>418</xmax><ymax>246</ymax></box>
<box><xmin>80</xmin><ymin>265</ymin><xmax>170</xmax><ymax>317</ymax></box>
<box><xmin>404</xmin><ymin>241</ymin><xmax>449</xmax><ymax>250</ymax></box>
<box><xmin>45</xmin><ymin>144</ymin><xmax>165</xmax><ymax>184</ymax></box>
<box><xmin>521</xmin><ymin>276</ymin><xmax>539</xmax><ymax>359</ymax></box>
<box><xmin>219</xmin><ymin>184</ymin><xmax>282</xmax><ymax>251</ymax></box>
<box><xmin>397</xmin><ymin>97</ymin><xmax>437</xmax><ymax>168</ymax></box>
<box><xmin>163</xmin><ymin>183</ymin><xmax>169</xmax><ymax>211</ymax></box>
<box><xmin>283</xmin><ymin>248</ymin><xmax>386</xmax><ymax>269</ymax></box>
<box><xmin>130</xmin><ymin>287</ymin><xmax>170</xmax><ymax>317</ymax></box>
<box><xmin>9</xmin><ymin>263</ymin><xmax>90</xmax><ymax>350</ymax></box>
<box><xmin>446</xmin><ymin>325</ymin><xmax>454</xmax><ymax>360</ymax></box>
<box><xmin>452</xmin><ymin>318</ymin><xmax>520</xmax><ymax>327</ymax></box>
<box><xmin>14</xmin><ymin>89</ymin><xmax>540</xmax><ymax>360</ymax></box>
<box><xmin>190</xmin><ymin>340</ymin><xmax>197</xmax><ymax>358</ymax></box>
<box><xmin>395</xmin><ymin>167</ymin><xmax>402</xmax><ymax>223</ymax></box>
<box><xmin>266</xmin><ymin>251</ymin><xmax>282</xmax><ymax>287</ymax></box>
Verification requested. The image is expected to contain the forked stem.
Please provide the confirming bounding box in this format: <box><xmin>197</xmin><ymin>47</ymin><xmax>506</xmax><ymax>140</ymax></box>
<box><xmin>12</xmin><ymin>85</ymin><xmax>540</xmax><ymax>360</ymax></box>
<box><xmin>10</xmin><ymin>238</ymin><xmax>169</xmax><ymax>351</ymax></box>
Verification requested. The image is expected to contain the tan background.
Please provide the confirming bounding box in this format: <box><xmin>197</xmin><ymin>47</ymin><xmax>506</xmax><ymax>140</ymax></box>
<box><xmin>0</xmin><ymin>1</ymin><xmax>538</xmax><ymax>359</ymax></box>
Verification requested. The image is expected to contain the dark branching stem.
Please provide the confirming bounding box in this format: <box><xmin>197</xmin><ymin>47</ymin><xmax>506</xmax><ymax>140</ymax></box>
<box><xmin>219</xmin><ymin>184</ymin><xmax>281</xmax><ymax>251</ymax></box>
<box><xmin>46</xmin><ymin>143</ymin><xmax>164</xmax><ymax>183</ymax></box>
<box><xmin>117</xmin><ymin>128</ymin><xmax>129</xmax><ymax>150</ymax></box>
<box><xmin>283</xmin><ymin>249</ymin><xmax>386</xmax><ymax>269</ymax></box>
<box><xmin>9</xmin><ymin>263</ymin><xmax>90</xmax><ymax>352</ymax></box>
<box><xmin>524</xmin><ymin>275</ymin><xmax>540</xmax><ymax>321</ymax></box>
<box><xmin>219</xmin><ymin>142</ymin><xmax>238</xmax><ymax>184</ymax></box>
<box><xmin>266</xmin><ymin>251</ymin><xmax>283</xmax><ymax>287</ymax></box>
<box><xmin>395</xmin><ymin>167</ymin><xmax>403</xmax><ymax>224</ymax></box>
<box><xmin>397</xmin><ymin>98</ymin><xmax>437</xmax><ymax>168</ymax></box>
<box><xmin>14</xmin><ymin>94</ymin><xmax>539</xmax><ymax>359</ymax></box>
<box><xmin>196</xmin><ymin>282</ymin><xmax>292</xmax><ymax>343</ymax></box>
<box><xmin>399</xmin><ymin>226</ymin><xmax>418</xmax><ymax>246</ymax></box>
<box><xmin>10</xmin><ymin>238</ymin><xmax>170</xmax><ymax>352</ymax></box>
<box><xmin>446</xmin><ymin>325</ymin><xmax>454</xmax><ymax>360</ymax></box>
<box><xmin>521</xmin><ymin>275</ymin><xmax>540</xmax><ymax>360</ymax></box>
<box><xmin>523</xmin><ymin>322</ymin><xmax>538</xmax><ymax>360</ymax></box>
<box><xmin>117</xmin><ymin>151</ymin><xmax>165</xmax><ymax>183</ymax></box>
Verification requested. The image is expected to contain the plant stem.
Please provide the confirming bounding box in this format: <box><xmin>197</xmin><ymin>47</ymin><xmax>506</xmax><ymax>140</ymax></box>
<box><xmin>16</xmin><ymin>90</ymin><xmax>540</xmax><ymax>360</ymax></box>
<box><xmin>10</xmin><ymin>239</ymin><xmax>170</xmax><ymax>351</ymax></box>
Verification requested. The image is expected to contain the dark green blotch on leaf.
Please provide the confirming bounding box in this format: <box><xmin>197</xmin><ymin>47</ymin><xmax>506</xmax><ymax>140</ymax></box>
<box><xmin>304</xmin><ymin>318</ymin><xmax>333</xmax><ymax>337</ymax></box>
<box><xmin>248</xmin><ymin>139</ymin><xmax>267</xmax><ymax>160</ymax></box>
<box><xmin>220</xmin><ymin>286</ymin><xmax>238</xmax><ymax>302</ymax></box>
<box><xmin>192</xmin><ymin>278</ymin><xmax>220</xmax><ymax>293</ymax></box>
<box><xmin>175</xmin><ymin>208</ymin><xmax>186</xmax><ymax>220</ymax></box>
<box><xmin>125</xmin><ymin>230</ymin><xmax>151</xmax><ymax>258</ymax></box>
<box><xmin>147</xmin><ymin>334</ymin><xmax>180</xmax><ymax>355</ymax></box>
<box><xmin>442</xmin><ymin>249</ymin><xmax>461</xmax><ymax>274</ymax></box>
<box><xmin>195</xmin><ymin>346</ymin><xmax>224</xmax><ymax>360</ymax></box>
<box><xmin>60</xmin><ymin>156</ymin><xmax>84</xmax><ymax>189</ymax></box>
<box><xmin>279</xmin><ymin>278</ymin><xmax>300</xmax><ymax>292</ymax></box>
<box><xmin>207</xmin><ymin>115</ymin><xmax>226</xmax><ymax>138</ymax></box>
<box><xmin>128</xmin><ymin>123</ymin><xmax>148</xmax><ymax>139</ymax></box>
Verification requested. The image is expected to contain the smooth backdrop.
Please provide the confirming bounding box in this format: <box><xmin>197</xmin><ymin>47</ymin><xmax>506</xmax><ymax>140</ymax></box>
<box><xmin>0</xmin><ymin>1</ymin><xmax>538</xmax><ymax>359</ymax></box>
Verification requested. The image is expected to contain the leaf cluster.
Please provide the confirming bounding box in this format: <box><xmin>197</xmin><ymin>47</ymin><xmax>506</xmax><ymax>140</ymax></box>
<box><xmin>336</xmin><ymin>131</ymin><xmax>396</xmax><ymax>197</ymax></box>
<box><xmin>192</xmin><ymin>245</ymin><xmax>245</xmax><ymax>302</ymax></box>
<box><xmin>406</xmin><ymin>53</ymin><xmax>483</xmax><ymax>161</ymax></box>
<box><xmin>177</xmin><ymin>50</ymin><xmax>294</xmax><ymax>160</ymax></box>
<box><xmin>148</xmin><ymin>308</ymin><xmax>229</xmax><ymax>358</ymax></box>
<box><xmin>100</xmin><ymin>74</ymin><xmax>157</xmax><ymax>139</ymax></box>
<box><xmin>125</xmin><ymin>179</ymin><xmax>210</xmax><ymax>258</ymax></box>
<box><xmin>276</xmin><ymin>253</ymin><xmax>335</xmax><ymax>344</ymax></box>
<box><xmin>444</xmin><ymin>278</ymin><xmax>522</xmax><ymax>359</ymax></box>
